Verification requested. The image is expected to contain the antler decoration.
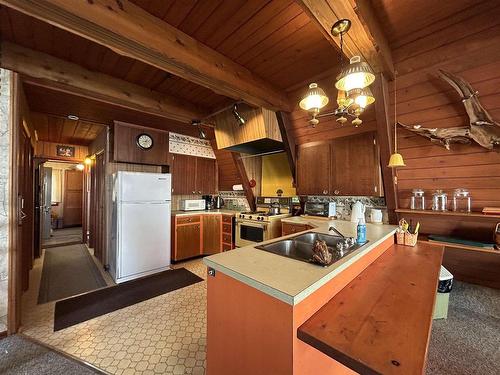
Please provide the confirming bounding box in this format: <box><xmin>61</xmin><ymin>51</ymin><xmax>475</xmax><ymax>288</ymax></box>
<box><xmin>398</xmin><ymin>70</ymin><xmax>500</xmax><ymax>150</ymax></box>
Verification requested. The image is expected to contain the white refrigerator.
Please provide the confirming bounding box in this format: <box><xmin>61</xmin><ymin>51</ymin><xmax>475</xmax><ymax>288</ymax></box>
<box><xmin>110</xmin><ymin>171</ymin><xmax>171</xmax><ymax>283</ymax></box>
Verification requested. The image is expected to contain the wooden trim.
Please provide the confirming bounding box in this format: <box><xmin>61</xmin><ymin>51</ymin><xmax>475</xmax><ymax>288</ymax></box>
<box><xmin>373</xmin><ymin>73</ymin><xmax>398</xmax><ymax>224</ymax></box>
<box><xmin>396</xmin><ymin>208</ymin><xmax>500</xmax><ymax>220</ymax></box>
<box><xmin>275</xmin><ymin>111</ymin><xmax>296</xmax><ymax>185</ymax></box>
<box><xmin>296</xmin><ymin>0</ymin><xmax>394</xmax><ymax>77</ymax></box>
<box><xmin>1</xmin><ymin>41</ymin><xmax>204</xmax><ymax>123</ymax></box>
<box><xmin>0</xmin><ymin>0</ymin><xmax>291</xmax><ymax>111</ymax></box>
<box><xmin>231</xmin><ymin>153</ymin><xmax>257</xmax><ymax>212</ymax></box>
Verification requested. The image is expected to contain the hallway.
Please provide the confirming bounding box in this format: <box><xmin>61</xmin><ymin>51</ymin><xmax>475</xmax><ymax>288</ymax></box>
<box><xmin>42</xmin><ymin>227</ymin><xmax>83</xmax><ymax>249</ymax></box>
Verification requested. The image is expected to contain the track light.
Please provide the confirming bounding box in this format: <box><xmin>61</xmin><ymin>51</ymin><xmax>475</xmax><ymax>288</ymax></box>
<box><xmin>232</xmin><ymin>104</ymin><xmax>246</xmax><ymax>126</ymax></box>
<box><xmin>192</xmin><ymin>120</ymin><xmax>207</xmax><ymax>139</ymax></box>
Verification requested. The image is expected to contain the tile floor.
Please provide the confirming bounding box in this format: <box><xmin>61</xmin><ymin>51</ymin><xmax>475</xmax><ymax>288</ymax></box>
<box><xmin>20</xmin><ymin>249</ymin><xmax>207</xmax><ymax>374</ymax></box>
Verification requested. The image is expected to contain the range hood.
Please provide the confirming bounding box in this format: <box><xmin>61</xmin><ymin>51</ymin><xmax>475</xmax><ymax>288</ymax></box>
<box><xmin>214</xmin><ymin>104</ymin><xmax>283</xmax><ymax>154</ymax></box>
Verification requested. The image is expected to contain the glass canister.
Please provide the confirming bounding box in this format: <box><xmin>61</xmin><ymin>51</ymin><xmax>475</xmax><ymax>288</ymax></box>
<box><xmin>432</xmin><ymin>190</ymin><xmax>448</xmax><ymax>211</ymax></box>
<box><xmin>452</xmin><ymin>188</ymin><xmax>471</xmax><ymax>212</ymax></box>
<box><xmin>410</xmin><ymin>189</ymin><xmax>425</xmax><ymax>210</ymax></box>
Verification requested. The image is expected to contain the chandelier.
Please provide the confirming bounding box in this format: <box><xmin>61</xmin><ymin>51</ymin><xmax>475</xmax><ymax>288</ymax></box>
<box><xmin>299</xmin><ymin>19</ymin><xmax>376</xmax><ymax>127</ymax></box>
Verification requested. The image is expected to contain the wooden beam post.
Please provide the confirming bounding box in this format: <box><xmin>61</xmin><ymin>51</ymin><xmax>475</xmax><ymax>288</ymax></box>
<box><xmin>296</xmin><ymin>0</ymin><xmax>394</xmax><ymax>78</ymax></box>
<box><xmin>1</xmin><ymin>42</ymin><xmax>205</xmax><ymax>124</ymax></box>
<box><xmin>372</xmin><ymin>73</ymin><xmax>398</xmax><ymax>224</ymax></box>
<box><xmin>231</xmin><ymin>153</ymin><xmax>257</xmax><ymax>212</ymax></box>
<box><xmin>0</xmin><ymin>0</ymin><xmax>291</xmax><ymax>111</ymax></box>
<box><xmin>275</xmin><ymin>111</ymin><xmax>296</xmax><ymax>185</ymax></box>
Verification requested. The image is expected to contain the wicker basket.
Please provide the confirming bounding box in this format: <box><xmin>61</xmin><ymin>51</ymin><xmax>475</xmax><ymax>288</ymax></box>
<box><xmin>396</xmin><ymin>231</ymin><xmax>405</xmax><ymax>245</ymax></box>
<box><xmin>404</xmin><ymin>232</ymin><xmax>418</xmax><ymax>247</ymax></box>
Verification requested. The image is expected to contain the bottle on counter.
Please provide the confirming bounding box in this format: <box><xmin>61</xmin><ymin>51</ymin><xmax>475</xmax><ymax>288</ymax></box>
<box><xmin>357</xmin><ymin>217</ymin><xmax>367</xmax><ymax>245</ymax></box>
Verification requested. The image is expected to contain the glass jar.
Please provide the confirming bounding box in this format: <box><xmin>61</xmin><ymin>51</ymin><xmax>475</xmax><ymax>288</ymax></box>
<box><xmin>452</xmin><ymin>188</ymin><xmax>471</xmax><ymax>212</ymax></box>
<box><xmin>410</xmin><ymin>189</ymin><xmax>425</xmax><ymax>210</ymax></box>
<box><xmin>432</xmin><ymin>190</ymin><xmax>448</xmax><ymax>211</ymax></box>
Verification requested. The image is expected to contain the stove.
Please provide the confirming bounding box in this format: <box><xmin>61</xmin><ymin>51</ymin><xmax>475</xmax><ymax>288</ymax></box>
<box><xmin>235</xmin><ymin>197</ymin><xmax>294</xmax><ymax>247</ymax></box>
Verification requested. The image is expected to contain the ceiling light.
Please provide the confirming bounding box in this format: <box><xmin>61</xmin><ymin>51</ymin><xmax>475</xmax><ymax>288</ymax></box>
<box><xmin>192</xmin><ymin>120</ymin><xmax>207</xmax><ymax>139</ymax></box>
<box><xmin>232</xmin><ymin>104</ymin><xmax>246</xmax><ymax>126</ymax></box>
<box><xmin>84</xmin><ymin>156</ymin><xmax>92</xmax><ymax>165</ymax></box>
<box><xmin>298</xmin><ymin>19</ymin><xmax>376</xmax><ymax>127</ymax></box>
<box><xmin>76</xmin><ymin>163</ymin><xmax>85</xmax><ymax>171</ymax></box>
<box><xmin>67</xmin><ymin>114</ymin><xmax>79</xmax><ymax>121</ymax></box>
<box><xmin>388</xmin><ymin>74</ymin><xmax>405</xmax><ymax>168</ymax></box>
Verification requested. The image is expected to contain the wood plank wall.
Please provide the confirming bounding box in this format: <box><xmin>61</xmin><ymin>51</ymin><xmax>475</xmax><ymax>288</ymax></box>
<box><xmin>34</xmin><ymin>140</ymin><xmax>88</xmax><ymax>162</ymax></box>
<box><xmin>392</xmin><ymin>8</ymin><xmax>500</xmax><ymax>211</ymax></box>
<box><xmin>212</xmin><ymin>145</ymin><xmax>242</xmax><ymax>191</ymax></box>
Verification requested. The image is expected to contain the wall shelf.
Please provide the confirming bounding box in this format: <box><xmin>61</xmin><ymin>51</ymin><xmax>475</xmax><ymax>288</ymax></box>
<box><xmin>395</xmin><ymin>209</ymin><xmax>500</xmax><ymax>220</ymax></box>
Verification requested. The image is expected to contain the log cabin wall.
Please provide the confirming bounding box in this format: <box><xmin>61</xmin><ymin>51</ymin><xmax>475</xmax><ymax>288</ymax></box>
<box><xmin>392</xmin><ymin>6</ymin><xmax>500</xmax><ymax>212</ymax></box>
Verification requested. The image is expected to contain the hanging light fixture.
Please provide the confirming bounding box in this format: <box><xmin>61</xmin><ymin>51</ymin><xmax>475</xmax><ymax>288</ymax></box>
<box><xmin>388</xmin><ymin>73</ymin><xmax>405</xmax><ymax>168</ymax></box>
<box><xmin>298</xmin><ymin>19</ymin><xmax>376</xmax><ymax>127</ymax></box>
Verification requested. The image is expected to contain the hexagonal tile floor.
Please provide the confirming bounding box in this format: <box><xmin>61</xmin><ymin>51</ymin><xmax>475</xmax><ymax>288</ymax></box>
<box><xmin>20</xmin><ymin>249</ymin><xmax>207</xmax><ymax>375</ymax></box>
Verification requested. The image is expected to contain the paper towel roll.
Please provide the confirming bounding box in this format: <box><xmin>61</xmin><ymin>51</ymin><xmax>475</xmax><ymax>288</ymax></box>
<box><xmin>232</xmin><ymin>184</ymin><xmax>244</xmax><ymax>191</ymax></box>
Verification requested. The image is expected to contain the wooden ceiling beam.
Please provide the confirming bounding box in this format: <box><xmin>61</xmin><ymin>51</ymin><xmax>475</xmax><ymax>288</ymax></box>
<box><xmin>296</xmin><ymin>0</ymin><xmax>394</xmax><ymax>78</ymax></box>
<box><xmin>1</xmin><ymin>42</ymin><xmax>205</xmax><ymax>124</ymax></box>
<box><xmin>0</xmin><ymin>0</ymin><xmax>292</xmax><ymax>111</ymax></box>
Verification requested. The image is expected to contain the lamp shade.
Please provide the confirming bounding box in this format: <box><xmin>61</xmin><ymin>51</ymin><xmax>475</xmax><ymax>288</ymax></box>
<box><xmin>388</xmin><ymin>153</ymin><xmax>406</xmax><ymax>168</ymax></box>
<box><xmin>335</xmin><ymin>56</ymin><xmax>375</xmax><ymax>92</ymax></box>
<box><xmin>349</xmin><ymin>87</ymin><xmax>375</xmax><ymax>109</ymax></box>
<box><xmin>299</xmin><ymin>83</ymin><xmax>329</xmax><ymax>112</ymax></box>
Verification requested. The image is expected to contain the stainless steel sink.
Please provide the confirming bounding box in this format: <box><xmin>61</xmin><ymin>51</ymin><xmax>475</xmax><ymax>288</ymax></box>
<box><xmin>255</xmin><ymin>232</ymin><xmax>367</xmax><ymax>267</ymax></box>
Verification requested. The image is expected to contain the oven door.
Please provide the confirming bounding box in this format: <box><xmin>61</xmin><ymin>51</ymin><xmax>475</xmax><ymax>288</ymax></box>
<box><xmin>235</xmin><ymin>219</ymin><xmax>268</xmax><ymax>247</ymax></box>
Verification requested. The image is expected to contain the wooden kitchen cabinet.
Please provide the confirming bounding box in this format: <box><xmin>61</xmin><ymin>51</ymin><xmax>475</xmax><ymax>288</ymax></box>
<box><xmin>171</xmin><ymin>154</ymin><xmax>217</xmax><ymax>194</ymax></box>
<box><xmin>203</xmin><ymin>215</ymin><xmax>222</xmax><ymax>254</ymax></box>
<box><xmin>222</xmin><ymin>214</ymin><xmax>234</xmax><ymax>250</ymax></box>
<box><xmin>295</xmin><ymin>132</ymin><xmax>382</xmax><ymax>196</ymax></box>
<box><xmin>174</xmin><ymin>221</ymin><xmax>202</xmax><ymax>261</ymax></box>
<box><xmin>296</xmin><ymin>142</ymin><xmax>331</xmax><ymax>196</ymax></box>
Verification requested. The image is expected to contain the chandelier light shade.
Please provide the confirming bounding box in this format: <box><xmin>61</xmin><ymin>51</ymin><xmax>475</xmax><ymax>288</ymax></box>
<box><xmin>335</xmin><ymin>56</ymin><xmax>376</xmax><ymax>92</ymax></box>
<box><xmin>349</xmin><ymin>87</ymin><xmax>375</xmax><ymax>109</ymax></box>
<box><xmin>388</xmin><ymin>74</ymin><xmax>405</xmax><ymax>168</ymax></box>
<box><xmin>299</xmin><ymin>83</ymin><xmax>329</xmax><ymax>112</ymax></box>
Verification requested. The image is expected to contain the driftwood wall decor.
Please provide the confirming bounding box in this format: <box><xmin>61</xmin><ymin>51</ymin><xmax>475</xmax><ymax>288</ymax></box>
<box><xmin>398</xmin><ymin>70</ymin><xmax>500</xmax><ymax>150</ymax></box>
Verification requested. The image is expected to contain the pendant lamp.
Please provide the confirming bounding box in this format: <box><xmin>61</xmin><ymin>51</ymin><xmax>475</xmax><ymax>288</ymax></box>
<box><xmin>388</xmin><ymin>74</ymin><xmax>405</xmax><ymax>168</ymax></box>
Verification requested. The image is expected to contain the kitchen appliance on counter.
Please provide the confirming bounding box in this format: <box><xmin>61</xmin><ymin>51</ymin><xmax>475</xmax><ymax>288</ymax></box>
<box><xmin>350</xmin><ymin>201</ymin><xmax>366</xmax><ymax>223</ymax></box>
<box><xmin>180</xmin><ymin>199</ymin><xmax>206</xmax><ymax>211</ymax></box>
<box><xmin>432</xmin><ymin>190</ymin><xmax>448</xmax><ymax>211</ymax></box>
<box><xmin>235</xmin><ymin>196</ymin><xmax>293</xmax><ymax>247</ymax></box>
<box><xmin>202</xmin><ymin>195</ymin><xmax>214</xmax><ymax>210</ymax></box>
<box><xmin>495</xmin><ymin>223</ymin><xmax>500</xmax><ymax>250</ymax></box>
<box><xmin>110</xmin><ymin>172</ymin><xmax>171</xmax><ymax>283</ymax></box>
<box><xmin>214</xmin><ymin>196</ymin><xmax>224</xmax><ymax>209</ymax></box>
<box><xmin>370</xmin><ymin>209</ymin><xmax>383</xmax><ymax>224</ymax></box>
<box><xmin>452</xmin><ymin>188</ymin><xmax>471</xmax><ymax>212</ymax></box>
<box><xmin>410</xmin><ymin>189</ymin><xmax>426</xmax><ymax>210</ymax></box>
<box><xmin>304</xmin><ymin>201</ymin><xmax>336</xmax><ymax>218</ymax></box>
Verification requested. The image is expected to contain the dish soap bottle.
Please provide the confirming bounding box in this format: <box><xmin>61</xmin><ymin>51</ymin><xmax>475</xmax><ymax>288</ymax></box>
<box><xmin>357</xmin><ymin>217</ymin><xmax>367</xmax><ymax>245</ymax></box>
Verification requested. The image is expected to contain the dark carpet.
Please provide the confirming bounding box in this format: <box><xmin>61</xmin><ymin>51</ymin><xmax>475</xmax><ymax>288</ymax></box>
<box><xmin>54</xmin><ymin>267</ymin><xmax>203</xmax><ymax>331</ymax></box>
<box><xmin>426</xmin><ymin>281</ymin><xmax>500</xmax><ymax>374</ymax></box>
<box><xmin>0</xmin><ymin>335</ymin><xmax>104</xmax><ymax>374</ymax></box>
<box><xmin>38</xmin><ymin>244</ymin><xmax>107</xmax><ymax>304</ymax></box>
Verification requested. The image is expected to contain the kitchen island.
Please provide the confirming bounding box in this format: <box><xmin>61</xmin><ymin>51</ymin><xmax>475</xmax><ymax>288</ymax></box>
<box><xmin>203</xmin><ymin>218</ymin><xmax>403</xmax><ymax>374</ymax></box>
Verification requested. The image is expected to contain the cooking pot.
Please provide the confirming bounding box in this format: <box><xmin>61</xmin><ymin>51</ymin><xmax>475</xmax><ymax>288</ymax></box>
<box><xmin>269</xmin><ymin>202</ymin><xmax>281</xmax><ymax>215</ymax></box>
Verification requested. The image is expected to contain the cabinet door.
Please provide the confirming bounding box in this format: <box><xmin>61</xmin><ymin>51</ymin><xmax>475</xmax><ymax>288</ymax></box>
<box><xmin>175</xmin><ymin>223</ymin><xmax>201</xmax><ymax>260</ymax></box>
<box><xmin>196</xmin><ymin>157</ymin><xmax>217</xmax><ymax>194</ymax></box>
<box><xmin>202</xmin><ymin>215</ymin><xmax>222</xmax><ymax>255</ymax></box>
<box><xmin>172</xmin><ymin>154</ymin><xmax>197</xmax><ymax>194</ymax></box>
<box><xmin>296</xmin><ymin>143</ymin><xmax>331</xmax><ymax>195</ymax></box>
<box><xmin>330</xmin><ymin>132</ymin><xmax>379</xmax><ymax>196</ymax></box>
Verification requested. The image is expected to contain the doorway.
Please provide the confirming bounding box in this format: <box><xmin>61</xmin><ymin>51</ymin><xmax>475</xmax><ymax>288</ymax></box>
<box><xmin>39</xmin><ymin>161</ymin><xmax>84</xmax><ymax>248</ymax></box>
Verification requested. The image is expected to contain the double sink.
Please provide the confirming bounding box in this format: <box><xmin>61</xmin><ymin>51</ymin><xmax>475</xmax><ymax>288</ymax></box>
<box><xmin>255</xmin><ymin>231</ymin><xmax>367</xmax><ymax>267</ymax></box>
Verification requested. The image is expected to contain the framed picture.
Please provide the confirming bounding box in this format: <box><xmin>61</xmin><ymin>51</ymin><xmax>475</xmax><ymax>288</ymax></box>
<box><xmin>56</xmin><ymin>145</ymin><xmax>75</xmax><ymax>158</ymax></box>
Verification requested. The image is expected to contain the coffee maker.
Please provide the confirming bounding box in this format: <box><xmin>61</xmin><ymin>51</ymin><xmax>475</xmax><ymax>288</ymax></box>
<box><xmin>202</xmin><ymin>195</ymin><xmax>214</xmax><ymax>210</ymax></box>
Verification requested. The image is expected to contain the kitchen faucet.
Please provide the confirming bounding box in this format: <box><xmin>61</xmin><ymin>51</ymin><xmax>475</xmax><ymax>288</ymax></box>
<box><xmin>329</xmin><ymin>226</ymin><xmax>346</xmax><ymax>238</ymax></box>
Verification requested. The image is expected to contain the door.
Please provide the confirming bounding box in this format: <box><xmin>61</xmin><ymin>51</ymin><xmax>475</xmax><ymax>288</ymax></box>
<box><xmin>330</xmin><ymin>132</ymin><xmax>379</xmax><ymax>196</ymax></box>
<box><xmin>63</xmin><ymin>170</ymin><xmax>83</xmax><ymax>227</ymax></box>
<box><xmin>202</xmin><ymin>215</ymin><xmax>221</xmax><ymax>254</ymax></box>
<box><xmin>119</xmin><ymin>202</ymin><xmax>171</xmax><ymax>279</ymax></box>
<box><xmin>196</xmin><ymin>158</ymin><xmax>217</xmax><ymax>194</ymax></box>
<box><xmin>176</xmin><ymin>223</ymin><xmax>201</xmax><ymax>260</ymax></box>
<box><xmin>171</xmin><ymin>154</ymin><xmax>196</xmax><ymax>194</ymax></box>
<box><xmin>296</xmin><ymin>143</ymin><xmax>331</xmax><ymax>195</ymax></box>
<box><xmin>41</xmin><ymin>167</ymin><xmax>52</xmax><ymax>239</ymax></box>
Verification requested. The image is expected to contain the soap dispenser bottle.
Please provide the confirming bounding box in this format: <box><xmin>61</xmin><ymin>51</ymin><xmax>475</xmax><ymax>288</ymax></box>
<box><xmin>357</xmin><ymin>217</ymin><xmax>367</xmax><ymax>245</ymax></box>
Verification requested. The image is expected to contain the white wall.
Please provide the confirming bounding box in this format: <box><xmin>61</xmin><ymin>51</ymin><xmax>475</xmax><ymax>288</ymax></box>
<box><xmin>0</xmin><ymin>69</ymin><xmax>12</xmax><ymax>332</ymax></box>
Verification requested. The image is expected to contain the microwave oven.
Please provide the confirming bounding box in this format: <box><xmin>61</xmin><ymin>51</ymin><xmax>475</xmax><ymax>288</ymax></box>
<box><xmin>179</xmin><ymin>199</ymin><xmax>206</xmax><ymax>211</ymax></box>
<box><xmin>304</xmin><ymin>202</ymin><xmax>336</xmax><ymax>218</ymax></box>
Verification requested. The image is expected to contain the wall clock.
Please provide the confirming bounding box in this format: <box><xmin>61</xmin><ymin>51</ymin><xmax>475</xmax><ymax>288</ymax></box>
<box><xmin>136</xmin><ymin>133</ymin><xmax>153</xmax><ymax>150</ymax></box>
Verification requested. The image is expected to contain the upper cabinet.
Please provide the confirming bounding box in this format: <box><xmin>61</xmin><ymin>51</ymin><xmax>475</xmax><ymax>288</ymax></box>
<box><xmin>112</xmin><ymin>121</ymin><xmax>169</xmax><ymax>165</ymax></box>
<box><xmin>296</xmin><ymin>132</ymin><xmax>382</xmax><ymax>197</ymax></box>
<box><xmin>171</xmin><ymin>154</ymin><xmax>217</xmax><ymax>195</ymax></box>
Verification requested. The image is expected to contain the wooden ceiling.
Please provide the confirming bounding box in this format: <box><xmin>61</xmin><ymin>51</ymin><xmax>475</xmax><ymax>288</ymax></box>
<box><xmin>0</xmin><ymin>1</ymin><xmax>341</xmax><ymax>113</ymax></box>
<box><xmin>24</xmin><ymin>82</ymin><xmax>200</xmax><ymax>145</ymax></box>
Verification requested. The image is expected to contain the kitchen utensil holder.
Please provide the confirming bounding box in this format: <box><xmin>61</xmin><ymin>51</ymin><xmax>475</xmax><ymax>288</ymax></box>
<box><xmin>396</xmin><ymin>231</ymin><xmax>418</xmax><ymax>247</ymax></box>
<box><xmin>396</xmin><ymin>231</ymin><xmax>405</xmax><ymax>245</ymax></box>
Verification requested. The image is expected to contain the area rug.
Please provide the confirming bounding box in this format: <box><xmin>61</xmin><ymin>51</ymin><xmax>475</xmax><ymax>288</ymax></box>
<box><xmin>0</xmin><ymin>335</ymin><xmax>104</xmax><ymax>374</ymax></box>
<box><xmin>38</xmin><ymin>244</ymin><xmax>107</xmax><ymax>304</ymax></box>
<box><xmin>54</xmin><ymin>268</ymin><xmax>203</xmax><ymax>331</ymax></box>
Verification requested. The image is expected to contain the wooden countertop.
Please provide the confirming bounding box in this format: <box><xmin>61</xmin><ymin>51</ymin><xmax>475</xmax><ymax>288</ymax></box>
<box><xmin>297</xmin><ymin>242</ymin><xmax>444</xmax><ymax>375</ymax></box>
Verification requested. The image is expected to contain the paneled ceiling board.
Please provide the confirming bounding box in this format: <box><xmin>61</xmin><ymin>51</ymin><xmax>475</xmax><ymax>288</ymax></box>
<box><xmin>372</xmin><ymin>0</ymin><xmax>486</xmax><ymax>48</ymax></box>
<box><xmin>23</xmin><ymin>83</ymin><xmax>200</xmax><ymax>138</ymax></box>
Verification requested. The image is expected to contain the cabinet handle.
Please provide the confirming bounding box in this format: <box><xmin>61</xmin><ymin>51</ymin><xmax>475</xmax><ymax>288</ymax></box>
<box><xmin>334</xmin><ymin>190</ymin><xmax>340</xmax><ymax>195</ymax></box>
<box><xmin>198</xmin><ymin>191</ymin><xmax>202</xmax><ymax>194</ymax></box>
<box><xmin>323</xmin><ymin>190</ymin><xmax>328</xmax><ymax>195</ymax></box>
<box><xmin>192</xmin><ymin>191</ymin><xmax>195</xmax><ymax>194</ymax></box>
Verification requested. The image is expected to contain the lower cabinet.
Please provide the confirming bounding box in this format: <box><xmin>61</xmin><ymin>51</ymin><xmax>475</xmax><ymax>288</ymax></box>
<box><xmin>173</xmin><ymin>213</ymin><xmax>234</xmax><ymax>261</ymax></box>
